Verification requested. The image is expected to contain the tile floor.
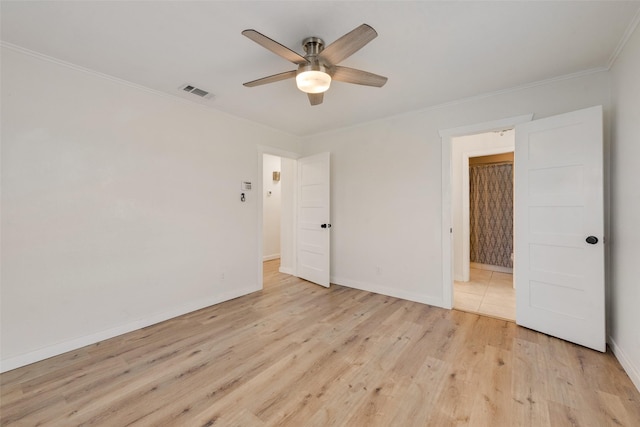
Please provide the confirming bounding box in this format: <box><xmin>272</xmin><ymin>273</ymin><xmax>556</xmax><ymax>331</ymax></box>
<box><xmin>454</xmin><ymin>268</ymin><xmax>515</xmax><ymax>321</ymax></box>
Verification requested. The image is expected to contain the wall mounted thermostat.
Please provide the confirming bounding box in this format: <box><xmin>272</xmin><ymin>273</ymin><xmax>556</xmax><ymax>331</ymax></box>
<box><xmin>241</xmin><ymin>181</ymin><xmax>252</xmax><ymax>191</ymax></box>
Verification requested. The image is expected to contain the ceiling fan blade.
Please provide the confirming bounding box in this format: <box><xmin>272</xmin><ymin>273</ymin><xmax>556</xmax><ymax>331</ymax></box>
<box><xmin>243</xmin><ymin>70</ymin><xmax>297</xmax><ymax>87</ymax></box>
<box><xmin>242</xmin><ymin>29</ymin><xmax>307</xmax><ymax>65</ymax></box>
<box><xmin>318</xmin><ymin>24</ymin><xmax>378</xmax><ymax>65</ymax></box>
<box><xmin>308</xmin><ymin>93</ymin><xmax>324</xmax><ymax>106</ymax></box>
<box><xmin>332</xmin><ymin>66</ymin><xmax>388</xmax><ymax>87</ymax></box>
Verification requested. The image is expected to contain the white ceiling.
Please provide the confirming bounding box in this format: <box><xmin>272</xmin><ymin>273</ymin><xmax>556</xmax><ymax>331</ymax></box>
<box><xmin>2</xmin><ymin>1</ymin><xmax>639</xmax><ymax>136</ymax></box>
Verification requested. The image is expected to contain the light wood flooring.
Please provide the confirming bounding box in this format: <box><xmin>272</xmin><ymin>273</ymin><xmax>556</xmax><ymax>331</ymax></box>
<box><xmin>1</xmin><ymin>259</ymin><xmax>639</xmax><ymax>426</ymax></box>
<box><xmin>454</xmin><ymin>268</ymin><xmax>515</xmax><ymax>321</ymax></box>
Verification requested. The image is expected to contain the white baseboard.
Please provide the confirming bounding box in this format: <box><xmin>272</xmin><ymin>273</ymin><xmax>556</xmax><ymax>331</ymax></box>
<box><xmin>608</xmin><ymin>335</ymin><xmax>640</xmax><ymax>392</ymax></box>
<box><xmin>470</xmin><ymin>262</ymin><xmax>513</xmax><ymax>274</ymax></box>
<box><xmin>263</xmin><ymin>254</ymin><xmax>280</xmax><ymax>261</ymax></box>
<box><xmin>330</xmin><ymin>276</ymin><xmax>446</xmax><ymax>309</ymax></box>
<box><xmin>279</xmin><ymin>266</ymin><xmax>295</xmax><ymax>275</ymax></box>
<box><xmin>0</xmin><ymin>285</ymin><xmax>260</xmax><ymax>373</ymax></box>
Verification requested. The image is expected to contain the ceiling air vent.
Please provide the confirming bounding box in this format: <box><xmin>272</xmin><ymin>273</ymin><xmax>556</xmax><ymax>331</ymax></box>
<box><xmin>181</xmin><ymin>84</ymin><xmax>212</xmax><ymax>99</ymax></box>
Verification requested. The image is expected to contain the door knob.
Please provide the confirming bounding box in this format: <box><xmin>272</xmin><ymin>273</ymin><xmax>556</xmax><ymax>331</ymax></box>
<box><xmin>321</xmin><ymin>223</ymin><xmax>332</xmax><ymax>229</ymax></box>
<box><xmin>586</xmin><ymin>236</ymin><xmax>598</xmax><ymax>244</ymax></box>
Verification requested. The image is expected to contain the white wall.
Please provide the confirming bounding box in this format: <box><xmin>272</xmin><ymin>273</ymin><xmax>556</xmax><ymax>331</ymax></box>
<box><xmin>0</xmin><ymin>46</ymin><xmax>300</xmax><ymax>371</ymax></box>
<box><xmin>610</xmin><ymin>24</ymin><xmax>640</xmax><ymax>391</ymax></box>
<box><xmin>300</xmin><ymin>71</ymin><xmax>611</xmax><ymax>308</ymax></box>
<box><xmin>452</xmin><ymin>130</ymin><xmax>514</xmax><ymax>281</ymax></box>
<box><xmin>262</xmin><ymin>154</ymin><xmax>281</xmax><ymax>261</ymax></box>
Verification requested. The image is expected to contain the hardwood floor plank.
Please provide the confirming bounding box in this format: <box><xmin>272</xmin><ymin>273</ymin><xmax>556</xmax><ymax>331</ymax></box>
<box><xmin>382</xmin><ymin>356</ymin><xmax>450</xmax><ymax>426</ymax></box>
<box><xmin>510</xmin><ymin>338</ymin><xmax>552</xmax><ymax>426</ymax></box>
<box><xmin>427</xmin><ymin>374</ymin><xmax>477</xmax><ymax>425</ymax></box>
<box><xmin>597</xmin><ymin>390</ymin><xmax>636</xmax><ymax>427</ymax></box>
<box><xmin>467</xmin><ymin>345</ymin><xmax>513</xmax><ymax>425</ymax></box>
<box><xmin>1</xmin><ymin>259</ymin><xmax>639</xmax><ymax>426</ymax></box>
<box><xmin>547</xmin><ymin>400</ymin><xmax>594</xmax><ymax>427</ymax></box>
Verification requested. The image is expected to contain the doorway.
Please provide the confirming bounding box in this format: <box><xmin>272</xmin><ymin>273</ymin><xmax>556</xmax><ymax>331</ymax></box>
<box><xmin>259</xmin><ymin>149</ymin><xmax>298</xmax><ymax>289</ymax></box>
<box><xmin>258</xmin><ymin>149</ymin><xmax>332</xmax><ymax>290</ymax></box>
<box><xmin>442</xmin><ymin>107</ymin><xmax>605</xmax><ymax>351</ymax></box>
<box><xmin>452</xmin><ymin>133</ymin><xmax>515</xmax><ymax>321</ymax></box>
<box><xmin>262</xmin><ymin>153</ymin><xmax>283</xmax><ymax>286</ymax></box>
<box><xmin>439</xmin><ymin>114</ymin><xmax>533</xmax><ymax>311</ymax></box>
<box><xmin>262</xmin><ymin>153</ymin><xmax>282</xmax><ymax>264</ymax></box>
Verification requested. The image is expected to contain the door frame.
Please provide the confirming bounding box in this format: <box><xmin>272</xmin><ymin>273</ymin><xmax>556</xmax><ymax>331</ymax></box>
<box><xmin>257</xmin><ymin>145</ymin><xmax>300</xmax><ymax>289</ymax></box>
<box><xmin>439</xmin><ymin>114</ymin><xmax>533</xmax><ymax>309</ymax></box>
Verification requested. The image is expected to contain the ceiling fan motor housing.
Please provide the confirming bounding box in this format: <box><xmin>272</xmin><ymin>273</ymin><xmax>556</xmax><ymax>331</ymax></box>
<box><xmin>302</xmin><ymin>37</ymin><xmax>325</xmax><ymax>56</ymax></box>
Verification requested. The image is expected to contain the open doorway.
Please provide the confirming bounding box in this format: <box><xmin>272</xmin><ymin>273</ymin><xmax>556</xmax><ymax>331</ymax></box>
<box><xmin>439</xmin><ymin>114</ymin><xmax>532</xmax><ymax>317</ymax></box>
<box><xmin>258</xmin><ymin>149</ymin><xmax>332</xmax><ymax>290</ymax></box>
<box><xmin>262</xmin><ymin>153</ymin><xmax>283</xmax><ymax>285</ymax></box>
<box><xmin>441</xmin><ymin>107</ymin><xmax>605</xmax><ymax>350</ymax></box>
<box><xmin>259</xmin><ymin>149</ymin><xmax>297</xmax><ymax>289</ymax></box>
<box><xmin>452</xmin><ymin>130</ymin><xmax>515</xmax><ymax>321</ymax></box>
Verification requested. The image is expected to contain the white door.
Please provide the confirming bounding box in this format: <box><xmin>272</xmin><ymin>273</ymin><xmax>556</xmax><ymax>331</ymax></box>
<box><xmin>515</xmin><ymin>105</ymin><xmax>605</xmax><ymax>352</ymax></box>
<box><xmin>297</xmin><ymin>152</ymin><xmax>331</xmax><ymax>287</ymax></box>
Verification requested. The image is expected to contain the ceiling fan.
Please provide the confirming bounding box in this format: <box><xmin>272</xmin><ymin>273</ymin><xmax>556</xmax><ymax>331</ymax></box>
<box><xmin>242</xmin><ymin>24</ymin><xmax>388</xmax><ymax>106</ymax></box>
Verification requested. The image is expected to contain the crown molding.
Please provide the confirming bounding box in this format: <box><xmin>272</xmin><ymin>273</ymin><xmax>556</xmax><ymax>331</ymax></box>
<box><xmin>1</xmin><ymin>41</ymin><xmax>187</xmax><ymax>103</ymax></box>
<box><xmin>0</xmin><ymin>41</ymin><xmax>299</xmax><ymax>138</ymax></box>
<box><xmin>607</xmin><ymin>6</ymin><xmax>640</xmax><ymax>70</ymax></box>
<box><xmin>303</xmin><ymin>66</ymin><xmax>607</xmax><ymax>140</ymax></box>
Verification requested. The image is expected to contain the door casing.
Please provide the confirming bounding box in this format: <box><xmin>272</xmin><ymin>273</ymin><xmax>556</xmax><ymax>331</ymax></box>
<box><xmin>257</xmin><ymin>146</ymin><xmax>300</xmax><ymax>289</ymax></box>
<box><xmin>440</xmin><ymin>114</ymin><xmax>534</xmax><ymax>308</ymax></box>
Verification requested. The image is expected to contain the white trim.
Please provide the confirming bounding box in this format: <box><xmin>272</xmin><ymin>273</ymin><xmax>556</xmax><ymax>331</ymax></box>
<box><xmin>609</xmin><ymin>336</ymin><xmax>640</xmax><ymax>392</ymax></box>
<box><xmin>440</xmin><ymin>114</ymin><xmax>533</xmax><ymax>310</ymax></box>
<box><xmin>470</xmin><ymin>262</ymin><xmax>513</xmax><ymax>274</ymax></box>
<box><xmin>286</xmin><ymin>159</ymin><xmax>298</xmax><ymax>278</ymax></box>
<box><xmin>430</xmin><ymin>67</ymin><xmax>607</xmax><ymax>112</ymax></box>
<box><xmin>256</xmin><ymin>145</ymin><xmax>301</xmax><ymax>161</ymax></box>
<box><xmin>439</xmin><ymin>114</ymin><xmax>534</xmax><ymax>138</ymax></box>
<box><xmin>0</xmin><ymin>42</ymin><xmax>174</xmax><ymax>100</ymax></box>
<box><xmin>607</xmin><ymin>7</ymin><xmax>640</xmax><ymax>69</ymax></box>
<box><xmin>331</xmin><ymin>276</ymin><xmax>446</xmax><ymax>308</ymax></box>
<box><xmin>308</xmin><ymin>68</ymin><xmax>606</xmax><ymax>140</ymax></box>
<box><xmin>0</xmin><ymin>41</ymin><xmax>298</xmax><ymax>139</ymax></box>
<box><xmin>441</xmin><ymin>141</ymin><xmax>454</xmax><ymax>309</ymax></box>
<box><xmin>279</xmin><ymin>267</ymin><xmax>295</xmax><ymax>275</ymax></box>
<box><xmin>2</xmin><ymin>41</ymin><xmax>609</xmax><ymax>140</ymax></box>
<box><xmin>0</xmin><ymin>285</ymin><xmax>259</xmax><ymax>373</ymax></box>
<box><xmin>257</xmin><ymin>148</ymin><xmax>299</xmax><ymax>290</ymax></box>
<box><xmin>263</xmin><ymin>254</ymin><xmax>280</xmax><ymax>262</ymax></box>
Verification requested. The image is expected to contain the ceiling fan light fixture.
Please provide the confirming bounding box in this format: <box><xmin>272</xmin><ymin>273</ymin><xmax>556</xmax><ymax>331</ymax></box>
<box><xmin>296</xmin><ymin>64</ymin><xmax>331</xmax><ymax>94</ymax></box>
